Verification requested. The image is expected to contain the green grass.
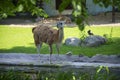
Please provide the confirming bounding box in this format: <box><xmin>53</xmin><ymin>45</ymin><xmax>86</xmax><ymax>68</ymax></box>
<box><xmin>0</xmin><ymin>25</ymin><xmax>120</xmax><ymax>56</ymax></box>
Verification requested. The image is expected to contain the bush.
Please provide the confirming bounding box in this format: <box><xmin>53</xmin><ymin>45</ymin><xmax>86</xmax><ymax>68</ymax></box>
<box><xmin>0</xmin><ymin>0</ymin><xmax>48</xmax><ymax>19</ymax></box>
<box><xmin>0</xmin><ymin>66</ymin><xmax>119</xmax><ymax>80</ymax></box>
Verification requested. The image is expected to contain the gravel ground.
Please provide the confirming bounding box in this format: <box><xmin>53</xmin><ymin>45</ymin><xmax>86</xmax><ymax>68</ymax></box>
<box><xmin>0</xmin><ymin>53</ymin><xmax>120</xmax><ymax>64</ymax></box>
<box><xmin>0</xmin><ymin>12</ymin><xmax>120</xmax><ymax>27</ymax></box>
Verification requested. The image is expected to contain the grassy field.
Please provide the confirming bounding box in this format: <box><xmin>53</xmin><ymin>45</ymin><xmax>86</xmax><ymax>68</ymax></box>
<box><xmin>0</xmin><ymin>25</ymin><xmax>120</xmax><ymax>56</ymax></box>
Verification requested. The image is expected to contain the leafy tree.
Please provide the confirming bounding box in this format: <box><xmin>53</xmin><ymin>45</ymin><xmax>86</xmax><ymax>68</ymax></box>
<box><xmin>0</xmin><ymin>0</ymin><xmax>48</xmax><ymax>19</ymax></box>
<box><xmin>93</xmin><ymin>0</ymin><xmax>120</xmax><ymax>22</ymax></box>
<box><xmin>0</xmin><ymin>0</ymin><xmax>16</xmax><ymax>19</ymax></box>
<box><xmin>0</xmin><ymin>0</ymin><xmax>88</xmax><ymax>31</ymax></box>
<box><xmin>58</xmin><ymin>0</ymin><xmax>88</xmax><ymax>31</ymax></box>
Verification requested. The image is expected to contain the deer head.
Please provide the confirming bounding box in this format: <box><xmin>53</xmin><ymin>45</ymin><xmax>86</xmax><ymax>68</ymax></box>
<box><xmin>57</xmin><ymin>21</ymin><xmax>64</xmax><ymax>29</ymax></box>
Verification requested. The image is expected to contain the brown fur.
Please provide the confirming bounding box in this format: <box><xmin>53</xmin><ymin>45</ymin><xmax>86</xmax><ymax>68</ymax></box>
<box><xmin>32</xmin><ymin>22</ymin><xmax>64</xmax><ymax>63</ymax></box>
<box><xmin>32</xmin><ymin>24</ymin><xmax>64</xmax><ymax>57</ymax></box>
<box><xmin>32</xmin><ymin>25</ymin><xmax>60</xmax><ymax>45</ymax></box>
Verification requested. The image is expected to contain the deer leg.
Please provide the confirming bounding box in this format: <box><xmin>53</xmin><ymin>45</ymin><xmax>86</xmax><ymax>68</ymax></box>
<box><xmin>36</xmin><ymin>42</ymin><xmax>42</xmax><ymax>58</ymax></box>
<box><xmin>56</xmin><ymin>43</ymin><xmax>60</xmax><ymax>56</ymax></box>
<box><xmin>36</xmin><ymin>44</ymin><xmax>40</xmax><ymax>54</ymax></box>
<box><xmin>49</xmin><ymin>44</ymin><xmax>52</xmax><ymax>64</ymax></box>
<box><xmin>36</xmin><ymin>43</ymin><xmax>42</xmax><ymax>53</ymax></box>
<box><xmin>34</xmin><ymin>35</ymin><xmax>41</xmax><ymax>54</ymax></box>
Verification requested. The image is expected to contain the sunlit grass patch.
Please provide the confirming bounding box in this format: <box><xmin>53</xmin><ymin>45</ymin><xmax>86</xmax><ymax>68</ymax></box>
<box><xmin>0</xmin><ymin>25</ymin><xmax>120</xmax><ymax>56</ymax></box>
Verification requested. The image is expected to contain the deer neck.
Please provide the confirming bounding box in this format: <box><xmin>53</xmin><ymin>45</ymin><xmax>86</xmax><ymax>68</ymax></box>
<box><xmin>58</xmin><ymin>28</ymin><xmax>64</xmax><ymax>43</ymax></box>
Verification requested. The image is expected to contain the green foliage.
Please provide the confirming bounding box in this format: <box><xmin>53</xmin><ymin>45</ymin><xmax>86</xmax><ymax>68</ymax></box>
<box><xmin>16</xmin><ymin>0</ymin><xmax>48</xmax><ymax>17</ymax></box>
<box><xmin>0</xmin><ymin>70</ymin><xmax>31</xmax><ymax>80</ymax></box>
<box><xmin>93</xmin><ymin>0</ymin><xmax>120</xmax><ymax>9</ymax></box>
<box><xmin>93</xmin><ymin>0</ymin><xmax>120</xmax><ymax>23</ymax></box>
<box><xmin>80</xmin><ymin>30</ymin><xmax>87</xmax><ymax>40</ymax></box>
<box><xmin>58</xmin><ymin>0</ymin><xmax>120</xmax><ymax>30</ymax></box>
<box><xmin>0</xmin><ymin>66</ymin><xmax>119</xmax><ymax>80</ymax></box>
<box><xmin>0</xmin><ymin>0</ymin><xmax>48</xmax><ymax>19</ymax></box>
<box><xmin>93</xmin><ymin>66</ymin><xmax>109</xmax><ymax>80</ymax></box>
<box><xmin>103</xmin><ymin>27</ymin><xmax>114</xmax><ymax>44</ymax></box>
<box><xmin>72</xmin><ymin>0</ymin><xmax>88</xmax><ymax>31</ymax></box>
<box><xmin>58</xmin><ymin>0</ymin><xmax>71</xmax><ymax>13</ymax></box>
<box><xmin>58</xmin><ymin>0</ymin><xmax>88</xmax><ymax>31</ymax></box>
<box><xmin>0</xmin><ymin>0</ymin><xmax>16</xmax><ymax>19</ymax></box>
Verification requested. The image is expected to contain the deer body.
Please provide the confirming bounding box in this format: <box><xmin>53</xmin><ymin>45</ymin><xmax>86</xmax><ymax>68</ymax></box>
<box><xmin>32</xmin><ymin>22</ymin><xmax>64</xmax><ymax>63</ymax></box>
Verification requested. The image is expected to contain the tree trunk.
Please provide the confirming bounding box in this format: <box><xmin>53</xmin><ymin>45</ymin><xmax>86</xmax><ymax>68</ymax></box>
<box><xmin>112</xmin><ymin>6</ymin><xmax>115</xmax><ymax>23</ymax></box>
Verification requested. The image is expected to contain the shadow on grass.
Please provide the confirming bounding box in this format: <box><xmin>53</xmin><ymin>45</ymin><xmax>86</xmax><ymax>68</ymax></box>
<box><xmin>0</xmin><ymin>46</ymin><xmax>37</xmax><ymax>53</ymax></box>
<box><xmin>0</xmin><ymin>45</ymin><xmax>51</xmax><ymax>54</ymax></box>
<box><xmin>0</xmin><ymin>37</ymin><xmax>120</xmax><ymax>56</ymax></box>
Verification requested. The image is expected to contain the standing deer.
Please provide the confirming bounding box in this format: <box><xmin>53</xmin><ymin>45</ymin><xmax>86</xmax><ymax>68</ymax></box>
<box><xmin>32</xmin><ymin>21</ymin><xmax>64</xmax><ymax>63</ymax></box>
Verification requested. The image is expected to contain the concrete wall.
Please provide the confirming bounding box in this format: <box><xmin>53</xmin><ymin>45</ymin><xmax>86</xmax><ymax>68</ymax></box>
<box><xmin>43</xmin><ymin>0</ymin><xmax>58</xmax><ymax>16</ymax></box>
<box><xmin>43</xmin><ymin>0</ymin><xmax>112</xmax><ymax>16</ymax></box>
<box><xmin>86</xmin><ymin>0</ymin><xmax>112</xmax><ymax>15</ymax></box>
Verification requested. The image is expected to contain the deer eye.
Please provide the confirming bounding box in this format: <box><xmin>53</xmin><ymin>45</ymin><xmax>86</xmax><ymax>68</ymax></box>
<box><xmin>60</xmin><ymin>23</ymin><xmax>63</xmax><ymax>25</ymax></box>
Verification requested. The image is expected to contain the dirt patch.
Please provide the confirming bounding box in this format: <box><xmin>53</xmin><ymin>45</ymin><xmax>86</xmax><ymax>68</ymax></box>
<box><xmin>88</xmin><ymin>12</ymin><xmax>120</xmax><ymax>26</ymax></box>
<box><xmin>0</xmin><ymin>12</ymin><xmax>120</xmax><ymax>27</ymax></box>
